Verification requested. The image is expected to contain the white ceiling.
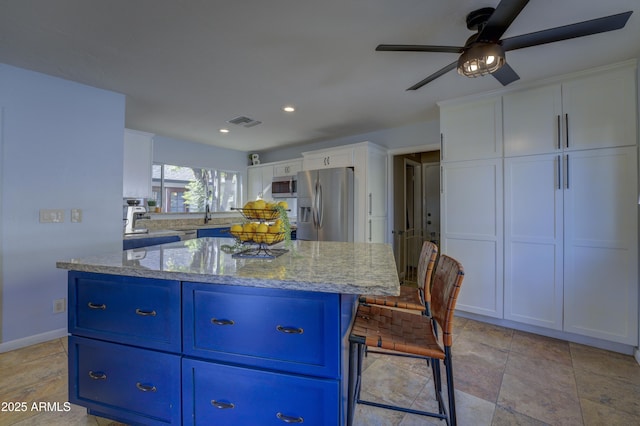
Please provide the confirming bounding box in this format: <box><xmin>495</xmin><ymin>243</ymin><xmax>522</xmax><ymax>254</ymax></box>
<box><xmin>1</xmin><ymin>0</ymin><xmax>639</xmax><ymax>152</ymax></box>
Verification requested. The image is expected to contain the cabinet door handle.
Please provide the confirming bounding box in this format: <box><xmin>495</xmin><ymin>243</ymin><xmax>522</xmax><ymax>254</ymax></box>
<box><xmin>135</xmin><ymin>308</ymin><xmax>157</xmax><ymax>317</ymax></box>
<box><xmin>369</xmin><ymin>193</ymin><xmax>372</xmax><ymax>215</ymax></box>
<box><xmin>440</xmin><ymin>133</ymin><xmax>444</xmax><ymax>160</ymax></box>
<box><xmin>557</xmin><ymin>115</ymin><xmax>561</xmax><ymax>150</ymax></box>
<box><xmin>88</xmin><ymin>371</ymin><xmax>107</xmax><ymax>380</ymax></box>
<box><xmin>276</xmin><ymin>325</ymin><xmax>304</xmax><ymax>334</ymax></box>
<box><xmin>87</xmin><ymin>302</ymin><xmax>106</xmax><ymax>310</ymax></box>
<box><xmin>277</xmin><ymin>412</ymin><xmax>304</xmax><ymax>423</ymax></box>
<box><xmin>565</xmin><ymin>154</ymin><xmax>570</xmax><ymax>189</ymax></box>
<box><xmin>557</xmin><ymin>155</ymin><xmax>561</xmax><ymax>190</ymax></box>
<box><xmin>136</xmin><ymin>382</ymin><xmax>157</xmax><ymax>392</ymax></box>
<box><xmin>211</xmin><ymin>318</ymin><xmax>235</xmax><ymax>326</ymax></box>
<box><xmin>211</xmin><ymin>400</ymin><xmax>235</xmax><ymax>410</ymax></box>
<box><xmin>369</xmin><ymin>219</ymin><xmax>372</xmax><ymax>242</ymax></box>
<box><xmin>565</xmin><ymin>113</ymin><xmax>569</xmax><ymax>148</ymax></box>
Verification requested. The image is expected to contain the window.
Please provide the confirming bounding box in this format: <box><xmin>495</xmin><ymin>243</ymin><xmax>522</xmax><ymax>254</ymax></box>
<box><xmin>151</xmin><ymin>164</ymin><xmax>242</xmax><ymax>213</ymax></box>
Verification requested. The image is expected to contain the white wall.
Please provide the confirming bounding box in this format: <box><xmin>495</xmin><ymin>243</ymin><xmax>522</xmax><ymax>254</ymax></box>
<box><xmin>260</xmin><ymin>120</ymin><xmax>440</xmax><ymax>163</ymax></box>
<box><xmin>0</xmin><ymin>64</ymin><xmax>125</xmax><ymax>351</ymax></box>
<box><xmin>153</xmin><ymin>134</ymin><xmax>248</xmax><ymax>171</ymax></box>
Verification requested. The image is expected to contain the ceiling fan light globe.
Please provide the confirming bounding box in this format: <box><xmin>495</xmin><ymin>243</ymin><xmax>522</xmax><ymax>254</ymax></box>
<box><xmin>457</xmin><ymin>43</ymin><xmax>505</xmax><ymax>78</ymax></box>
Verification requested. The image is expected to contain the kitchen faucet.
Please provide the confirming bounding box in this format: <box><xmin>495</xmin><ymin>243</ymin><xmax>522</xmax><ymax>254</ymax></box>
<box><xmin>204</xmin><ymin>204</ymin><xmax>211</xmax><ymax>224</ymax></box>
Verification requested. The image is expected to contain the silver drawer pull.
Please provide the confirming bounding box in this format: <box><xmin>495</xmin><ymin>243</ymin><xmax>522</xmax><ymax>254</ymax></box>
<box><xmin>211</xmin><ymin>318</ymin><xmax>235</xmax><ymax>326</ymax></box>
<box><xmin>88</xmin><ymin>371</ymin><xmax>107</xmax><ymax>380</ymax></box>
<box><xmin>211</xmin><ymin>400</ymin><xmax>235</xmax><ymax>409</ymax></box>
<box><xmin>277</xmin><ymin>412</ymin><xmax>304</xmax><ymax>423</ymax></box>
<box><xmin>87</xmin><ymin>302</ymin><xmax>106</xmax><ymax>310</ymax></box>
<box><xmin>135</xmin><ymin>308</ymin><xmax>157</xmax><ymax>317</ymax></box>
<box><xmin>276</xmin><ymin>325</ymin><xmax>304</xmax><ymax>334</ymax></box>
<box><xmin>136</xmin><ymin>382</ymin><xmax>157</xmax><ymax>392</ymax></box>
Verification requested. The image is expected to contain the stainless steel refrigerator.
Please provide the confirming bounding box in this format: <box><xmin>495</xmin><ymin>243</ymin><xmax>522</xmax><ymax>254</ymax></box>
<box><xmin>296</xmin><ymin>168</ymin><xmax>354</xmax><ymax>242</ymax></box>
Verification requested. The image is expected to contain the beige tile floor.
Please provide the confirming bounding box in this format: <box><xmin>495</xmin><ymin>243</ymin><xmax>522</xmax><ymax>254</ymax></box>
<box><xmin>0</xmin><ymin>317</ymin><xmax>638</xmax><ymax>425</ymax></box>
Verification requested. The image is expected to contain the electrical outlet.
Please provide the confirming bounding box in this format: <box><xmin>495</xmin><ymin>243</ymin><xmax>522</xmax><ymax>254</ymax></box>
<box><xmin>39</xmin><ymin>209</ymin><xmax>64</xmax><ymax>223</ymax></box>
<box><xmin>53</xmin><ymin>298</ymin><xmax>66</xmax><ymax>314</ymax></box>
<box><xmin>71</xmin><ymin>208</ymin><xmax>82</xmax><ymax>223</ymax></box>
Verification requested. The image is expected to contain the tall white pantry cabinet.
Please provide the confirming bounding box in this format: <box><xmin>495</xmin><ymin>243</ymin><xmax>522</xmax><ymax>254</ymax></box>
<box><xmin>440</xmin><ymin>62</ymin><xmax>638</xmax><ymax>346</ymax></box>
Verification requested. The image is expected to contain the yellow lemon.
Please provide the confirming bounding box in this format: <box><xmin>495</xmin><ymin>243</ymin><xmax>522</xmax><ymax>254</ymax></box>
<box><xmin>244</xmin><ymin>201</ymin><xmax>254</xmax><ymax>210</ymax></box>
<box><xmin>230</xmin><ymin>224</ymin><xmax>242</xmax><ymax>232</ymax></box>
<box><xmin>253</xmin><ymin>199</ymin><xmax>266</xmax><ymax>210</ymax></box>
<box><xmin>257</xmin><ymin>223</ymin><xmax>269</xmax><ymax>234</ymax></box>
<box><xmin>268</xmin><ymin>224</ymin><xmax>280</xmax><ymax>234</ymax></box>
<box><xmin>264</xmin><ymin>234</ymin><xmax>275</xmax><ymax>244</ymax></box>
<box><xmin>277</xmin><ymin>200</ymin><xmax>288</xmax><ymax>210</ymax></box>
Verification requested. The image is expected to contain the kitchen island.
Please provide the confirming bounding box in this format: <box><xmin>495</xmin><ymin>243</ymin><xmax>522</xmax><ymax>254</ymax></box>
<box><xmin>57</xmin><ymin>238</ymin><xmax>399</xmax><ymax>426</ymax></box>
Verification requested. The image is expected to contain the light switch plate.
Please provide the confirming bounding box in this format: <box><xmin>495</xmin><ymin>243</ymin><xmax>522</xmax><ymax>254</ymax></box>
<box><xmin>39</xmin><ymin>209</ymin><xmax>64</xmax><ymax>223</ymax></box>
<box><xmin>71</xmin><ymin>208</ymin><xmax>82</xmax><ymax>223</ymax></box>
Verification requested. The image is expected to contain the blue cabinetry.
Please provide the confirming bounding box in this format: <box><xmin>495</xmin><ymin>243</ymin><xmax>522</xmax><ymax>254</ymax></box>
<box><xmin>123</xmin><ymin>235</ymin><xmax>181</xmax><ymax>250</ymax></box>
<box><xmin>67</xmin><ymin>271</ymin><xmax>356</xmax><ymax>425</ymax></box>
<box><xmin>69</xmin><ymin>336</ymin><xmax>181</xmax><ymax>425</ymax></box>
<box><xmin>182</xmin><ymin>358</ymin><xmax>339</xmax><ymax>426</ymax></box>
<box><xmin>196</xmin><ymin>227</ymin><xmax>231</xmax><ymax>238</ymax></box>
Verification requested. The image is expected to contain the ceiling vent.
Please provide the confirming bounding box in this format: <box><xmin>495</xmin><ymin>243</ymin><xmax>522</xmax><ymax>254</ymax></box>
<box><xmin>227</xmin><ymin>116</ymin><xmax>262</xmax><ymax>128</ymax></box>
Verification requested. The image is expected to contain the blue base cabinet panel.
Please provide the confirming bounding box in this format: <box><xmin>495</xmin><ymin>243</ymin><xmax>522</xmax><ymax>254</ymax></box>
<box><xmin>196</xmin><ymin>227</ymin><xmax>231</xmax><ymax>238</ymax></box>
<box><xmin>182</xmin><ymin>358</ymin><xmax>339</xmax><ymax>426</ymax></box>
<box><xmin>123</xmin><ymin>235</ymin><xmax>181</xmax><ymax>250</ymax></box>
<box><xmin>69</xmin><ymin>336</ymin><xmax>181</xmax><ymax>425</ymax></box>
<box><xmin>68</xmin><ymin>272</ymin><xmax>181</xmax><ymax>352</ymax></box>
<box><xmin>183</xmin><ymin>282</ymin><xmax>340</xmax><ymax>378</ymax></box>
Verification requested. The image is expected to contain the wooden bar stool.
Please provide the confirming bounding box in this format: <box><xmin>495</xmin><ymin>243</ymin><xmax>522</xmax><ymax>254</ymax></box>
<box><xmin>359</xmin><ymin>241</ymin><xmax>438</xmax><ymax>315</ymax></box>
<box><xmin>348</xmin><ymin>254</ymin><xmax>464</xmax><ymax>426</ymax></box>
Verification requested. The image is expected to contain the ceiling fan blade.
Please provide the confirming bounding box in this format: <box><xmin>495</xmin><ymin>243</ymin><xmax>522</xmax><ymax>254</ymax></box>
<box><xmin>407</xmin><ymin>61</ymin><xmax>457</xmax><ymax>91</ymax></box>
<box><xmin>492</xmin><ymin>62</ymin><xmax>520</xmax><ymax>86</ymax></box>
<box><xmin>501</xmin><ymin>11</ymin><xmax>633</xmax><ymax>51</ymax></box>
<box><xmin>376</xmin><ymin>44</ymin><xmax>464</xmax><ymax>54</ymax></box>
<box><xmin>479</xmin><ymin>0</ymin><xmax>530</xmax><ymax>42</ymax></box>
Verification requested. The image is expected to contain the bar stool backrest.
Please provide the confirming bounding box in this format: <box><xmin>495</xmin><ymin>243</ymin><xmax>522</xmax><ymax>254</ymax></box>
<box><xmin>417</xmin><ymin>241</ymin><xmax>438</xmax><ymax>304</ymax></box>
<box><xmin>430</xmin><ymin>254</ymin><xmax>465</xmax><ymax>348</ymax></box>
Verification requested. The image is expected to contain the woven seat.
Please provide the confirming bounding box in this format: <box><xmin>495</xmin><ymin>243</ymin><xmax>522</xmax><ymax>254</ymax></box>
<box><xmin>359</xmin><ymin>241</ymin><xmax>438</xmax><ymax>314</ymax></box>
<box><xmin>348</xmin><ymin>254</ymin><xmax>464</xmax><ymax>426</ymax></box>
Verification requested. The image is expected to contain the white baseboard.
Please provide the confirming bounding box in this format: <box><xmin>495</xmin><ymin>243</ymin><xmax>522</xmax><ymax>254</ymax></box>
<box><xmin>0</xmin><ymin>328</ymin><xmax>68</xmax><ymax>353</ymax></box>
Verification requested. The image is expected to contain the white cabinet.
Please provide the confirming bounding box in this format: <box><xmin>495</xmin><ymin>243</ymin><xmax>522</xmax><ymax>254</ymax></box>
<box><xmin>247</xmin><ymin>164</ymin><xmax>273</xmax><ymax>200</ymax></box>
<box><xmin>504</xmin><ymin>154</ymin><xmax>564</xmax><ymax>329</ymax></box>
<box><xmin>562</xmin><ymin>147</ymin><xmax>637</xmax><ymax>344</ymax></box>
<box><xmin>504</xmin><ymin>64</ymin><xmax>637</xmax><ymax>156</ymax></box>
<box><xmin>273</xmin><ymin>159</ymin><xmax>302</xmax><ymax>177</ymax></box>
<box><xmin>439</xmin><ymin>96</ymin><xmax>502</xmax><ymax>161</ymax></box>
<box><xmin>123</xmin><ymin>129</ymin><xmax>153</xmax><ymax>198</ymax></box>
<box><xmin>303</xmin><ymin>142</ymin><xmax>388</xmax><ymax>243</ymax></box>
<box><xmin>302</xmin><ymin>147</ymin><xmax>354</xmax><ymax>170</ymax></box>
<box><xmin>441</xmin><ymin>159</ymin><xmax>503</xmax><ymax>318</ymax></box>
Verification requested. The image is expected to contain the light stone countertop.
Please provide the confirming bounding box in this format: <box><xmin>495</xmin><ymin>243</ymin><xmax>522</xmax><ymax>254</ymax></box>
<box><xmin>57</xmin><ymin>238</ymin><xmax>400</xmax><ymax>296</ymax></box>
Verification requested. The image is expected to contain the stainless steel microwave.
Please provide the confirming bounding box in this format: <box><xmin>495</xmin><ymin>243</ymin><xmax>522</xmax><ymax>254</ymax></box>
<box><xmin>272</xmin><ymin>176</ymin><xmax>297</xmax><ymax>198</ymax></box>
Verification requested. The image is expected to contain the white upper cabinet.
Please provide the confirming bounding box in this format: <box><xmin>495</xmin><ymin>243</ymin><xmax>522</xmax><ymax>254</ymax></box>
<box><xmin>302</xmin><ymin>146</ymin><xmax>354</xmax><ymax>170</ymax></box>
<box><xmin>273</xmin><ymin>159</ymin><xmax>302</xmax><ymax>177</ymax></box>
<box><xmin>504</xmin><ymin>64</ymin><xmax>637</xmax><ymax>156</ymax></box>
<box><xmin>503</xmin><ymin>84</ymin><xmax>563</xmax><ymax>156</ymax></box>
<box><xmin>562</xmin><ymin>65</ymin><xmax>637</xmax><ymax>151</ymax></box>
<box><xmin>440</xmin><ymin>96</ymin><xmax>502</xmax><ymax>161</ymax></box>
<box><xmin>247</xmin><ymin>164</ymin><xmax>273</xmax><ymax>200</ymax></box>
<box><xmin>123</xmin><ymin>129</ymin><xmax>153</xmax><ymax>198</ymax></box>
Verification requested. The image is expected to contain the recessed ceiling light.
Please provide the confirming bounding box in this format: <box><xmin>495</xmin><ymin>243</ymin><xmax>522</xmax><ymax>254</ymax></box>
<box><xmin>219</xmin><ymin>128</ymin><xmax>229</xmax><ymax>133</ymax></box>
<box><xmin>282</xmin><ymin>105</ymin><xmax>295</xmax><ymax>113</ymax></box>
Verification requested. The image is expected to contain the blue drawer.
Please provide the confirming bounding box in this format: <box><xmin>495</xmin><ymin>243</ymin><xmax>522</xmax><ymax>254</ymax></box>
<box><xmin>197</xmin><ymin>227</ymin><xmax>232</xmax><ymax>238</ymax></box>
<box><xmin>69</xmin><ymin>336</ymin><xmax>181</xmax><ymax>425</ymax></box>
<box><xmin>68</xmin><ymin>272</ymin><xmax>181</xmax><ymax>352</ymax></box>
<box><xmin>123</xmin><ymin>235</ymin><xmax>181</xmax><ymax>250</ymax></box>
<box><xmin>182</xmin><ymin>358</ymin><xmax>338</xmax><ymax>426</ymax></box>
<box><xmin>183</xmin><ymin>282</ymin><xmax>340</xmax><ymax>378</ymax></box>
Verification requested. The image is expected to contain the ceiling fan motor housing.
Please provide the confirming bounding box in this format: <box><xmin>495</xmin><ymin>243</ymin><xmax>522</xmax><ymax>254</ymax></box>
<box><xmin>466</xmin><ymin>7</ymin><xmax>496</xmax><ymax>32</ymax></box>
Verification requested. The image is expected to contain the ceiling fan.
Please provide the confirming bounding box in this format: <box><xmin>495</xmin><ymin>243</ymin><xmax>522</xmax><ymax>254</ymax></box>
<box><xmin>376</xmin><ymin>0</ymin><xmax>633</xmax><ymax>90</ymax></box>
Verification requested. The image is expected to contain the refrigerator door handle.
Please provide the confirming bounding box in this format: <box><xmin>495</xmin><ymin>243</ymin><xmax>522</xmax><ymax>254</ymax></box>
<box><xmin>312</xmin><ymin>180</ymin><xmax>320</xmax><ymax>227</ymax></box>
<box><xmin>317</xmin><ymin>182</ymin><xmax>323</xmax><ymax>228</ymax></box>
